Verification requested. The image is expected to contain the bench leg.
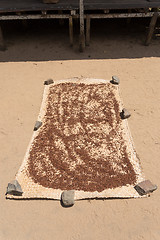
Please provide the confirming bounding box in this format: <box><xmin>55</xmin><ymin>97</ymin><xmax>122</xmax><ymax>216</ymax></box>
<box><xmin>79</xmin><ymin>0</ymin><xmax>85</xmax><ymax>52</ymax></box>
<box><xmin>86</xmin><ymin>15</ymin><xmax>90</xmax><ymax>46</ymax></box>
<box><xmin>22</xmin><ymin>19</ymin><xmax>28</xmax><ymax>28</ymax></box>
<box><xmin>126</xmin><ymin>9</ymin><xmax>132</xmax><ymax>25</ymax></box>
<box><xmin>59</xmin><ymin>11</ymin><xmax>64</xmax><ymax>26</ymax></box>
<box><xmin>69</xmin><ymin>16</ymin><xmax>73</xmax><ymax>46</ymax></box>
<box><xmin>145</xmin><ymin>12</ymin><xmax>158</xmax><ymax>46</ymax></box>
<box><xmin>0</xmin><ymin>24</ymin><xmax>6</xmax><ymax>51</ymax></box>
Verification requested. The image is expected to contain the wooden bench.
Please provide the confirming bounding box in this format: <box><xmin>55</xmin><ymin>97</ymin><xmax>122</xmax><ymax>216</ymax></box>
<box><xmin>79</xmin><ymin>0</ymin><xmax>160</xmax><ymax>51</ymax></box>
<box><xmin>0</xmin><ymin>0</ymin><xmax>160</xmax><ymax>51</ymax></box>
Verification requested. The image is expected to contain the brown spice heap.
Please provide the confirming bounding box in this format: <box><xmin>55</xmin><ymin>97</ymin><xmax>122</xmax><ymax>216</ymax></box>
<box><xmin>27</xmin><ymin>82</ymin><xmax>136</xmax><ymax>192</ymax></box>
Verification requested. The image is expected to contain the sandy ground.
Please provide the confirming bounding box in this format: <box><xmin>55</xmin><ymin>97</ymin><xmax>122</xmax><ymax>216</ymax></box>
<box><xmin>0</xmin><ymin>19</ymin><xmax>160</xmax><ymax>240</ymax></box>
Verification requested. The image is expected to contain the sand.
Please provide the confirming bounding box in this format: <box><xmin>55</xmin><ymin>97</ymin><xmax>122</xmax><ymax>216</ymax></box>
<box><xmin>0</xmin><ymin>20</ymin><xmax>160</xmax><ymax>240</ymax></box>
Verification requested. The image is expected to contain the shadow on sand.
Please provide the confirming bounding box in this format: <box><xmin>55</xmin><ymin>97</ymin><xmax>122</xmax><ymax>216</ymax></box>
<box><xmin>0</xmin><ymin>18</ymin><xmax>160</xmax><ymax>62</ymax></box>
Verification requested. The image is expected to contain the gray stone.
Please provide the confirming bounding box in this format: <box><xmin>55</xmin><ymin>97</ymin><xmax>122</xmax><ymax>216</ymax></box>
<box><xmin>111</xmin><ymin>76</ymin><xmax>120</xmax><ymax>85</ymax></box>
<box><xmin>121</xmin><ymin>108</ymin><xmax>131</xmax><ymax>119</ymax></box>
<box><xmin>61</xmin><ymin>190</ymin><xmax>75</xmax><ymax>207</ymax></box>
<box><xmin>44</xmin><ymin>79</ymin><xmax>54</xmax><ymax>85</ymax></box>
<box><xmin>34</xmin><ymin>121</ymin><xmax>42</xmax><ymax>131</ymax></box>
<box><xmin>134</xmin><ymin>180</ymin><xmax>157</xmax><ymax>195</ymax></box>
<box><xmin>6</xmin><ymin>180</ymin><xmax>23</xmax><ymax>196</ymax></box>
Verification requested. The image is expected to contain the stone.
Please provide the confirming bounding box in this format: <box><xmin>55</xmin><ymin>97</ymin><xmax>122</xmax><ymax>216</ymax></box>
<box><xmin>134</xmin><ymin>180</ymin><xmax>157</xmax><ymax>195</ymax></box>
<box><xmin>111</xmin><ymin>76</ymin><xmax>120</xmax><ymax>85</ymax></box>
<box><xmin>6</xmin><ymin>180</ymin><xmax>23</xmax><ymax>196</ymax></box>
<box><xmin>121</xmin><ymin>108</ymin><xmax>131</xmax><ymax>119</ymax></box>
<box><xmin>61</xmin><ymin>190</ymin><xmax>75</xmax><ymax>207</ymax></box>
<box><xmin>34</xmin><ymin>121</ymin><xmax>42</xmax><ymax>131</ymax></box>
<box><xmin>44</xmin><ymin>79</ymin><xmax>54</xmax><ymax>85</ymax></box>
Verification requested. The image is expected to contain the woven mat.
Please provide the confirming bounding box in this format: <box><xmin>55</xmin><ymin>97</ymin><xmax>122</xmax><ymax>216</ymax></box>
<box><xmin>7</xmin><ymin>78</ymin><xmax>145</xmax><ymax>200</ymax></box>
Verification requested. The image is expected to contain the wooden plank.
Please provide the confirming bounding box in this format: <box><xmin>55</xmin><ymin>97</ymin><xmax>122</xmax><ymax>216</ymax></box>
<box><xmin>86</xmin><ymin>15</ymin><xmax>90</xmax><ymax>46</ymax></box>
<box><xmin>0</xmin><ymin>14</ymin><xmax>72</xmax><ymax>20</ymax></box>
<box><xmin>0</xmin><ymin>0</ymin><xmax>79</xmax><ymax>13</ymax></box>
<box><xmin>69</xmin><ymin>15</ymin><xmax>73</xmax><ymax>46</ymax></box>
<box><xmin>84</xmin><ymin>12</ymin><xmax>156</xmax><ymax>19</ymax></box>
<box><xmin>79</xmin><ymin>0</ymin><xmax>85</xmax><ymax>52</ymax></box>
<box><xmin>0</xmin><ymin>24</ymin><xmax>6</xmax><ymax>51</ymax></box>
<box><xmin>83</xmin><ymin>0</ymin><xmax>160</xmax><ymax>10</ymax></box>
<box><xmin>0</xmin><ymin>12</ymin><xmax>157</xmax><ymax>21</ymax></box>
<box><xmin>0</xmin><ymin>0</ymin><xmax>160</xmax><ymax>13</ymax></box>
<box><xmin>145</xmin><ymin>11</ymin><xmax>158</xmax><ymax>45</ymax></box>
